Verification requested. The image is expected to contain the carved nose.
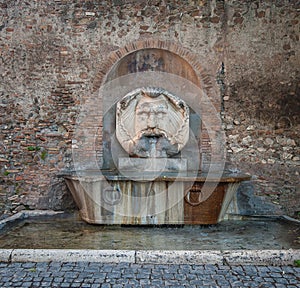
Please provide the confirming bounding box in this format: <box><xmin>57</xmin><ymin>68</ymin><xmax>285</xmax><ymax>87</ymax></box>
<box><xmin>147</xmin><ymin>114</ymin><xmax>156</xmax><ymax>128</ymax></box>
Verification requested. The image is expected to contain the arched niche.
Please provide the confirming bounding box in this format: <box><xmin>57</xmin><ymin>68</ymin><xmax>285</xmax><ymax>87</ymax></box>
<box><xmin>100</xmin><ymin>46</ymin><xmax>202</xmax><ymax>171</ymax></box>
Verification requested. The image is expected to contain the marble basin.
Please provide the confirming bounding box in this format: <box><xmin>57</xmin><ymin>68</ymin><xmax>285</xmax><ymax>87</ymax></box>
<box><xmin>64</xmin><ymin>171</ymin><xmax>251</xmax><ymax>225</ymax></box>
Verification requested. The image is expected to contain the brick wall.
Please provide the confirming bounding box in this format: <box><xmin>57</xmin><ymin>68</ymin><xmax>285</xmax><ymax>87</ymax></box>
<box><xmin>0</xmin><ymin>0</ymin><xmax>299</xmax><ymax>217</ymax></box>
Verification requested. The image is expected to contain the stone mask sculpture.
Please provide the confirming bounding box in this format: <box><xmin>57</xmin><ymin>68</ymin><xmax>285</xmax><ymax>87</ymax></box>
<box><xmin>116</xmin><ymin>87</ymin><xmax>189</xmax><ymax>158</ymax></box>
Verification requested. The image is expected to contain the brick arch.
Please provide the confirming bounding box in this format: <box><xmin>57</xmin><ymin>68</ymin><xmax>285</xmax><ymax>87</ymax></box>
<box><xmin>92</xmin><ymin>39</ymin><xmax>213</xmax><ymax>93</ymax></box>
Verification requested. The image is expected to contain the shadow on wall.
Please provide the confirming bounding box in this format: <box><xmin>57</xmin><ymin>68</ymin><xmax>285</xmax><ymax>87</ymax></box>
<box><xmin>236</xmin><ymin>181</ymin><xmax>282</xmax><ymax>216</ymax></box>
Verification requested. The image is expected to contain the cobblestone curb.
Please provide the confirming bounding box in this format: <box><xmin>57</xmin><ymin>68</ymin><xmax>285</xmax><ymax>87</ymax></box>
<box><xmin>0</xmin><ymin>249</ymin><xmax>299</xmax><ymax>266</ymax></box>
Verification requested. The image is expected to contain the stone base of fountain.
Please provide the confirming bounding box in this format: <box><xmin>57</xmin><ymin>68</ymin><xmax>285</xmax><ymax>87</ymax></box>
<box><xmin>118</xmin><ymin>158</ymin><xmax>187</xmax><ymax>173</ymax></box>
<box><xmin>64</xmin><ymin>171</ymin><xmax>251</xmax><ymax>225</ymax></box>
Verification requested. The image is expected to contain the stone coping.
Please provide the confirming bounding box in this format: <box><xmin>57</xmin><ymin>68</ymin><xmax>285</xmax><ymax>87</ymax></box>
<box><xmin>0</xmin><ymin>249</ymin><xmax>299</xmax><ymax>266</ymax></box>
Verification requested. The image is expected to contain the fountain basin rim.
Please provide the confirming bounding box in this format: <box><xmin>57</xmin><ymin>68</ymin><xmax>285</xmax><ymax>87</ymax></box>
<box><xmin>60</xmin><ymin>170</ymin><xmax>251</xmax><ymax>183</ymax></box>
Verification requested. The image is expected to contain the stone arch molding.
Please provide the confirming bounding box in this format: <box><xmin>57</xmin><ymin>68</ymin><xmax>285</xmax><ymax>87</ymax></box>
<box><xmin>93</xmin><ymin>39</ymin><xmax>215</xmax><ymax>93</ymax></box>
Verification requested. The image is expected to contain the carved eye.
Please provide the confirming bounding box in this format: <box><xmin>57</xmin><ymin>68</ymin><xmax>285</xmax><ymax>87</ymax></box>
<box><xmin>138</xmin><ymin>115</ymin><xmax>147</xmax><ymax>121</ymax></box>
<box><xmin>157</xmin><ymin>105</ymin><xmax>167</xmax><ymax>113</ymax></box>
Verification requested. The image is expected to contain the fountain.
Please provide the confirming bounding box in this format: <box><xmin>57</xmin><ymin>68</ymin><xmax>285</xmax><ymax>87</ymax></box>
<box><xmin>63</xmin><ymin>45</ymin><xmax>251</xmax><ymax>225</ymax></box>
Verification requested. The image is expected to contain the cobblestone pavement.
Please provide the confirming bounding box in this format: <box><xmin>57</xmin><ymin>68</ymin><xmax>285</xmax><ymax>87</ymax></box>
<box><xmin>0</xmin><ymin>262</ymin><xmax>299</xmax><ymax>287</ymax></box>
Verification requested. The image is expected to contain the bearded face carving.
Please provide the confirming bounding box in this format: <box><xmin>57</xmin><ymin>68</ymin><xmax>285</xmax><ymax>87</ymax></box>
<box><xmin>116</xmin><ymin>87</ymin><xmax>189</xmax><ymax>158</ymax></box>
<box><xmin>135</xmin><ymin>95</ymin><xmax>168</xmax><ymax>138</ymax></box>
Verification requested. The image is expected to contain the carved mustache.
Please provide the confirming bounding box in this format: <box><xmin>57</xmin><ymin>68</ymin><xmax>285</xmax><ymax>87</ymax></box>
<box><xmin>140</xmin><ymin>128</ymin><xmax>168</xmax><ymax>138</ymax></box>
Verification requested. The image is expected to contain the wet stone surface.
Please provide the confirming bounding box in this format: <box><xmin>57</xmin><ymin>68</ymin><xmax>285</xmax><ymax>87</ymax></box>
<box><xmin>0</xmin><ymin>214</ymin><xmax>299</xmax><ymax>250</ymax></box>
